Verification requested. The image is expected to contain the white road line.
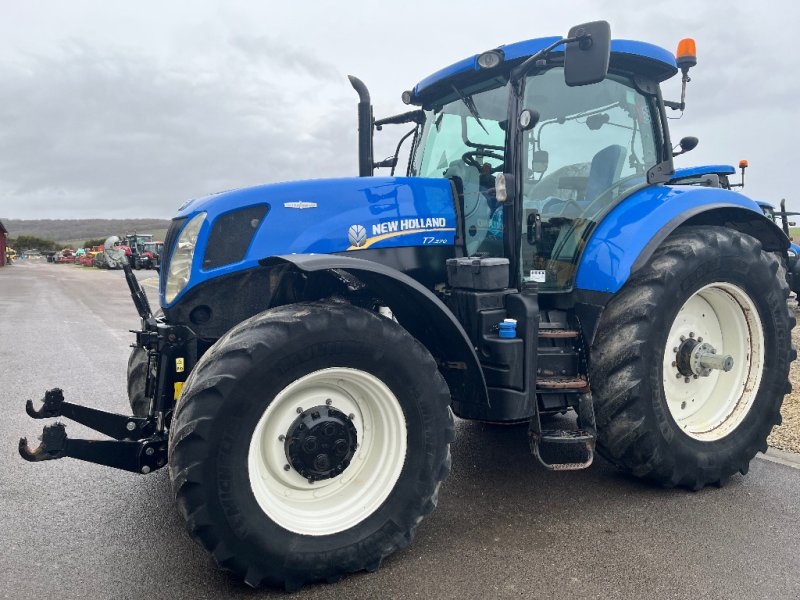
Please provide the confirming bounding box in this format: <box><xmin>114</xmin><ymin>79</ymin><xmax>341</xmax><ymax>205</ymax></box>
<box><xmin>757</xmin><ymin>448</ymin><xmax>800</xmax><ymax>470</ymax></box>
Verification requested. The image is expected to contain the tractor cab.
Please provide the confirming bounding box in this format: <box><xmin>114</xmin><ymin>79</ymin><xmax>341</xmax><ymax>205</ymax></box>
<box><xmin>396</xmin><ymin>32</ymin><xmax>682</xmax><ymax>292</ymax></box>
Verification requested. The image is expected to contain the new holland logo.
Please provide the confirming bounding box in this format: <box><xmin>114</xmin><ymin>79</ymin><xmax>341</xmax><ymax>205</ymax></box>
<box><xmin>283</xmin><ymin>201</ymin><xmax>318</xmax><ymax>209</ymax></box>
<box><xmin>348</xmin><ymin>224</ymin><xmax>367</xmax><ymax>247</ymax></box>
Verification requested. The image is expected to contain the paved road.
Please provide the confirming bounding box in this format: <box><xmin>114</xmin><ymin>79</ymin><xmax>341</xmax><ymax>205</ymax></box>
<box><xmin>2</xmin><ymin>260</ymin><xmax>800</xmax><ymax>599</ymax></box>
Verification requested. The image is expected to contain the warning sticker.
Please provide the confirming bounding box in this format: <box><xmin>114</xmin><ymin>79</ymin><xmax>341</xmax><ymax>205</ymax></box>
<box><xmin>529</xmin><ymin>270</ymin><xmax>546</xmax><ymax>283</ymax></box>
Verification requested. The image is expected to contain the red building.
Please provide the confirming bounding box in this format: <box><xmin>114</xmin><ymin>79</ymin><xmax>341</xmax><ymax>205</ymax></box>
<box><xmin>0</xmin><ymin>220</ymin><xmax>7</xmax><ymax>267</ymax></box>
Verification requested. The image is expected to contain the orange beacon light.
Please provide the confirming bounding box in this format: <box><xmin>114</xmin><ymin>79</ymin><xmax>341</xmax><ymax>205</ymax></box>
<box><xmin>676</xmin><ymin>38</ymin><xmax>697</xmax><ymax>71</ymax></box>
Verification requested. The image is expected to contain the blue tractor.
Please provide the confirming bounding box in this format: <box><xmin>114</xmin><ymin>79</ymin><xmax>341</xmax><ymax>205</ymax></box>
<box><xmin>19</xmin><ymin>22</ymin><xmax>795</xmax><ymax>589</ymax></box>
<box><xmin>756</xmin><ymin>199</ymin><xmax>800</xmax><ymax>294</ymax></box>
<box><xmin>668</xmin><ymin>161</ymin><xmax>800</xmax><ymax>294</ymax></box>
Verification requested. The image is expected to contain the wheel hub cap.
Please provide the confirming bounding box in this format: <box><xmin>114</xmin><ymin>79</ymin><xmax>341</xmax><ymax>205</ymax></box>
<box><xmin>676</xmin><ymin>338</ymin><xmax>734</xmax><ymax>378</ymax></box>
<box><xmin>285</xmin><ymin>406</ymin><xmax>357</xmax><ymax>482</ymax></box>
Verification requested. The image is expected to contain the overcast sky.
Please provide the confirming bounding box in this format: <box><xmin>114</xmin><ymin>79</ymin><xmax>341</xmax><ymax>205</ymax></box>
<box><xmin>0</xmin><ymin>0</ymin><xmax>798</xmax><ymax>219</ymax></box>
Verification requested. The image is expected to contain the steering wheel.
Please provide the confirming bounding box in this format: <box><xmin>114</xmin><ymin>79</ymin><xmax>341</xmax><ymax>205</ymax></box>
<box><xmin>462</xmin><ymin>149</ymin><xmax>504</xmax><ymax>172</ymax></box>
<box><xmin>542</xmin><ymin>197</ymin><xmax>584</xmax><ymax>221</ymax></box>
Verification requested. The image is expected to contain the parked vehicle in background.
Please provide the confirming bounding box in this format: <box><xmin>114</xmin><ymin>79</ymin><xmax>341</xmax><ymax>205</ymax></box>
<box><xmin>93</xmin><ymin>252</ymin><xmax>109</xmax><ymax>269</ymax></box>
<box><xmin>670</xmin><ymin>164</ymin><xmax>800</xmax><ymax>294</ymax></box>
<box><xmin>135</xmin><ymin>241</ymin><xmax>164</xmax><ymax>270</ymax></box>
<box><xmin>101</xmin><ymin>237</ymin><xmax>128</xmax><ymax>269</ymax></box>
<box><xmin>758</xmin><ymin>199</ymin><xmax>800</xmax><ymax>295</ymax></box>
<box><xmin>56</xmin><ymin>249</ymin><xmax>75</xmax><ymax>264</ymax></box>
<box><xmin>71</xmin><ymin>248</ymin><xmax>87</xmax><ymax>266</ymax></box>
<box><xmin>123</xmin><ymin>233</ymin><xmax>154</xmax><ymax>269</ymax></box>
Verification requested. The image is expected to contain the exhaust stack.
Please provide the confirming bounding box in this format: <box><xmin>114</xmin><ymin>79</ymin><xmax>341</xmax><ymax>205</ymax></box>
<box><xmin>348</xmin><ymin>75</ymin><xmax>374</xmax><ymax>177</ymax></box>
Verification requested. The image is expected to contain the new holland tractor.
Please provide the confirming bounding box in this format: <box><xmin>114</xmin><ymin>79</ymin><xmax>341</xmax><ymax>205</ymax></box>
<box><xmin>19</xmin><ymin>22</ymin><xmax>795</xmax><ymax>589</ymax></box>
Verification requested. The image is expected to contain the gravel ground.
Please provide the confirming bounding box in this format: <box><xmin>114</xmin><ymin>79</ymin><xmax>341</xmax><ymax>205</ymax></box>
<box><xmin>768</xmin><ymin>299</ymin><xmax>800</xmax><ymax>453</ymax></box>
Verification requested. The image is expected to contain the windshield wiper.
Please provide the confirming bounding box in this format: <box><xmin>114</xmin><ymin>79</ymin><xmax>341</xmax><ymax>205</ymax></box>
<box><xmin>451</xmin><ymin>84</ymin><xmax>489</xmax><ymax>135</ymax></box>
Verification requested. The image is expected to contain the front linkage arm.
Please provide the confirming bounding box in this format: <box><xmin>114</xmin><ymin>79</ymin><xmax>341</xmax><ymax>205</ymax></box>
<box><xmin>19</xmin><ymin>389</ymin><xmax>168</xmax><ymax>474</ymax></box>
<box><xmin>19</xmin><ymin>266</ymin><xmax>193</xmax><ymax>475</ymax></box>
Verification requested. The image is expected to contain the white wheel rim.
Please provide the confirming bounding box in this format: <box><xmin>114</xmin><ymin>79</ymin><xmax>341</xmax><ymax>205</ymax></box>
<box><xmin>248</xmin><ymin>367</ymin><xmax>407</xmax><ymax>535</ymax></box>
<box><xmin>662</xmin><ymin>282</ymin><xmax>765</xmax><ymax>441</ymax></box>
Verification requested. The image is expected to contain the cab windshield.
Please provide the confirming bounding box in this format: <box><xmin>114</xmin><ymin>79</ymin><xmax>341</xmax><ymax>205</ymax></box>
<box><xmin>411</xmin><ymin>82</ymin><xmax>509</xmax><ymax>255</ymax></box>
<box><xmin>520</xmin><ymin>67</ymin><xmax>660</xmax><ymax>291</ymax></box>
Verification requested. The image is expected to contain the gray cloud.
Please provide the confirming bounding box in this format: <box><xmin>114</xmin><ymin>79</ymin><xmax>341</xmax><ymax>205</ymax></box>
<box><xmin>0</xmin><ymin>38</ymin><xmax>356</xmax><ymax>218</ymax></box>
<box><xmin>228</xmin><ymin>35</ymin><xmax>341</xmax><ymax>81</ymax></box>
<box><xmin>0</xmin><ymin>1</ymin><xmax>798</xmax><ymax>218</ymax></box>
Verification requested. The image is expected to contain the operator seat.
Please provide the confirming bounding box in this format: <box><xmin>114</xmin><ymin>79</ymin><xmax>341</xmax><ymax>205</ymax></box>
<box><xmin>584</xmin><ymin>144</ymin><xmax>626</xmax><ymax>203</ymax></box>
<box><xmin>544</xmin><ymin>144</ymin><xmax>628</xmax><ymax>270</ymax></box>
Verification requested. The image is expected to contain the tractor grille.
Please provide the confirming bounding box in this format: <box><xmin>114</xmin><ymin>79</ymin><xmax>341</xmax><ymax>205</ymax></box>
<box><xmin>160</xmin><ymin>216</ymin><xmax>187</xmax><ymax>294</ymax></box>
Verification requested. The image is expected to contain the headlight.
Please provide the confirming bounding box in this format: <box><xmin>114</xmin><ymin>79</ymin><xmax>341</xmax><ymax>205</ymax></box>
<box><xmin>165</xmin><ymin>212</ymin><xmax>206</xmax><ymax>303</ymax></box>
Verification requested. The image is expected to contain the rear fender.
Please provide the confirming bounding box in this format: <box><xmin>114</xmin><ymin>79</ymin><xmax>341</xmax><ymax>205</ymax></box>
<box><xmin>261</xmin><ymin>254</ymin><xmax>490</xmax><ymax>412</ymax></box>
<box><xmin>575</xmin><ymin>186</ymin><xmax>787</xmax><ymax>294</ymax></box>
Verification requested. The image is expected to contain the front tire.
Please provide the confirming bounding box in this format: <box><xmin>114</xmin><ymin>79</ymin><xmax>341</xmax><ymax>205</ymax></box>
<box><xmin>126</xmin><ymin>346</ymin><xmax>150</xmax><ymax>417</ymax></box>
<box><xmin>168</xmin><ymin>301</ymin><xmax>454</xmax><ymax>589</ymax></box>
<box><xmin>590</xmin><ymin>226</ymin><xmax>795</xmax><ymax>489</ymax></box>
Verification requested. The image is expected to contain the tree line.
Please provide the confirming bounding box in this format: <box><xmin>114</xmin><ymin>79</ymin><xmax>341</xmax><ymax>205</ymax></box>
<box><xmin>7</xmin><ymin>236</ymin><xmax>107</xmax><ymax>252</ymax></box>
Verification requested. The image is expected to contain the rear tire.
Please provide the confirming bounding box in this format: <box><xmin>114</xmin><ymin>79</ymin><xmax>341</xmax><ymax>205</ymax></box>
<box><xmin>590</xmin><ymin>226</ymin><xmax>795</xmax><ymax>489</ymax></box>
<box><xmin>168</xmin><ymin>301</ymin><xmax>454</xmax><ymax>589</ymax></box>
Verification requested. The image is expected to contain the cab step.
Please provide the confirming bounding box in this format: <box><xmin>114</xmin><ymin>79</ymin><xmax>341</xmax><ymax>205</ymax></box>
<box><xmin>538</xmin><ymin>328</ymin><xmax>579</xmax><ymax>339</ymax></box>
<box><xmin>529</xmin><ymin>392</ymin><xmax>596</xmax><ymax>471</ymax></box>
<box><xmin>536</xmin><ymin>375</ymin><xmax>589</xmax><ymax>390</ymax></box>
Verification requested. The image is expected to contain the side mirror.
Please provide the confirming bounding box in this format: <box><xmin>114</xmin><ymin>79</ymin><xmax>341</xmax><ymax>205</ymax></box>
<box><xmin>564</xmin><ymin>21</ymin><xmax>611</xmax><ymax>87</ymax></box>
<box><xmin>531</xmin><ymin>150</ymin><xmax>549</xmax><ymax>174</ymax></box>
<box><xmin>673</xmin><ymin>136</ymin><xmax>698</xmax><ymax>156</ymax></box>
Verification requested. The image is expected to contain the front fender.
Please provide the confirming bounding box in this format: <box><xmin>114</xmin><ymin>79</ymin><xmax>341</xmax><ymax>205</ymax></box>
<box><xmin>575</xmin><ymin>186</ymin><xmax>787</xmax><ymax>294</ymax></box>
<box><xmin>261</xmin><ymin>254</ymin><xmax>490</xmax><ymax>412</ymax></box>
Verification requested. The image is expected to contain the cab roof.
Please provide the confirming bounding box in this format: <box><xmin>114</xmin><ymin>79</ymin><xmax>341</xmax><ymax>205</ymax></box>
<box><xmin>671</xmin><ymin>165</ymin><xmax>736</xmax><ymax>180</ymax></box>
<box><xmin>410</xmin><ymin>37</ymin><xmax>678</xmax><ymax>105</ymax></box>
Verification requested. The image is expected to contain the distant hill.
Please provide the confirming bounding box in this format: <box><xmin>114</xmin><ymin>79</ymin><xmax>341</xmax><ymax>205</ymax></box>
<box><xmin>0</xmin><ymin>219</ymin><xmax>171</xmax><ymax>244</ymax></box>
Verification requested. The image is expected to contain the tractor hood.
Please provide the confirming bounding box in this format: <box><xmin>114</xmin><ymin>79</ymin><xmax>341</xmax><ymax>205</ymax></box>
<box><xmin>163</xmin><ymin>177</ymin><xmax>457</xmax><ymax>306</ymax></box>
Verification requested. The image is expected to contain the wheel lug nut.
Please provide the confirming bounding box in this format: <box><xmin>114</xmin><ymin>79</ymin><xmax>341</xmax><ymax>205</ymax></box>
<box><xmin>671</xmin><ymin>361</ymin><xmax>677</xmax><ymax>367</ymax></box>
<box><xmin>673</xmin><ymin>347</ymin><xmax>678</xmax><ymax>353</ymax></box>
<box><xmin>680</xmin><ymin>335</ymin><xmax>686</xmax><ymax>342</ymax></box>
<box><xmin>689</xmin><ymin>332</ymin><xmax>695</xmax><ymax>338</ymax></box>
<box><xmin>278</xmin><ymin>434</ymin><xmax>285</xmax><ymax>442</ymax></box>
<box><xmin>676</xmin><ymin>373</ymin><xmax>682</xmax><ymax>379</ymax></box>
<box><xmin>348</xmin><ymin>413</ymin><xmax>355</xmax><ymax>420</ymax></box>
<box><xmin>684</xmin><ymin>377</ymin><xmax>691</xmax><ymax>383</ymax></box>
<box><xmin>325</xmin><ymin>398</ymin><xmax>332</xmax><ymax>405</ymax></box>
<box><xmin>693</xmin><ymin>374</ymin><xmax>698</xmax><ymax>379</ymax></box>
<box><xmin>296</xmin><ymin>407</ymin><xmax>303</xmax><ymax>414</ymax></box>
<box><xmin>283</xmin><ymin>464</ymin><xmax>291</xmax><ymax>471</ymax></box>
<box><xmin>698</xmin><ymin>337</ymin><xmax>703</xmax><ymax>342</ymax></box>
